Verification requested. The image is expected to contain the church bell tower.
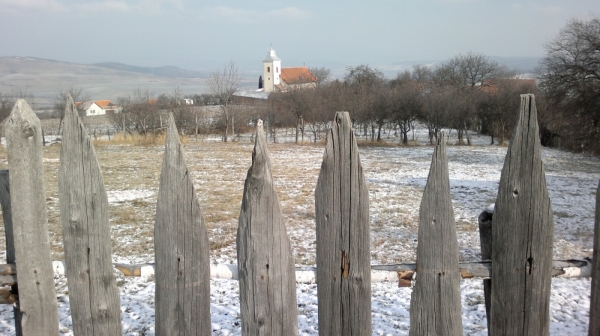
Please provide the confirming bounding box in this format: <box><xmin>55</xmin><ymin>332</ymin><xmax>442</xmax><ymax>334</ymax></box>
<box><xmin>262</xmin><ymin>47</ymin><xmax>281</xmax><ymax>92</ymax></box>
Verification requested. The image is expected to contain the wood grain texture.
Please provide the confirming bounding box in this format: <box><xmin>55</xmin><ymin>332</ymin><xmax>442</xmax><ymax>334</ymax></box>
<box><xmin>0</xmin><ymin>170</ymin><xmax>23</xmax><ymax>336</ymax></box>
<box><xmin>409</xmin><ymin>135</ymin><xmax>463</xmax><ymax>336</ymax></box>
<box><xmin>155</xmin><ymin>113</ymin><xmax>211</xmax><ymax>336</ymax></box>
<box><xmin>5</xmin><ymin>100</ymin><xmax>59</xmax><ymax>336</ymax></box>
<box><xmin>315</xmin><ymin>112</ymin><xmax>371</xmax><ymax>336</ymax></box>
<box><xmin>590</xmin><ymin>181</ymin><xmax>600</xmax><ymax>336</ymax></box>
<box><xmin>58</xmin><ymin>95</ymin><xmax>122</xmax><ymax>336</ymax></box>
<box><xmin>490</xmin><ymin>94</ymin><xmax>554</xmax><ymax>336</ymax></box>
<box><xmin>237</xmin><ymin>120</ymin><xmax>298</xmax><ymax>335</ymax></box>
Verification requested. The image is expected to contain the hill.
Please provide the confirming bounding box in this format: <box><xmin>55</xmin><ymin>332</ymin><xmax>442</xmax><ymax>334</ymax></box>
<box><xmin>91</xmin><ymin>62</ymin><xmax>208</xmax><ymax>78</ymax></box>
<box><xmin>0</xmin><ymin>57</ymin><xmax>212</xmax><ymax>108</ymax></box>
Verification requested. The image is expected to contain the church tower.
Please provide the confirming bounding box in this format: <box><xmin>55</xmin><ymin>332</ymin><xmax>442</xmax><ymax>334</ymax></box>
<box><xmin>262</xmin><ymin>47</ymin><xmax>281</xmax><ymax>92</ymax></box>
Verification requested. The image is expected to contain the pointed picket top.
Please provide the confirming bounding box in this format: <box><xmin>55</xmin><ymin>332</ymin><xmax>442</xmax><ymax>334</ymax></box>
<box><xmin>155</xmin><ymin>113</ymin><xmax>211</xmax><ymax>335</ymax></box>
<box><xmin>490</xmin><ymin>94</ymin><xmax>554</xmax><ymax>335</ymax></box>
<box><xmin>315</xmin><ymin>111</ymin><xmax>371</xmax><ymax>336</ymax></box>
<box><xmin>237</xmin><ymin>119</ymin><xmax>298</xmax><ymax>335</ymax></box>
<box><xmin>409</xmin><ymin>134</ymin><xmax>462</xmax><ymax>336</ymax></box>
<box><xmin>59</xmin><ymin>94</ymin><xmax>122</xmax><ymax>335</ymax></box>
<box><xmin>5</xmin><ymin>100</ymin><xmax>60</xmax><ymax>336</ymax></box>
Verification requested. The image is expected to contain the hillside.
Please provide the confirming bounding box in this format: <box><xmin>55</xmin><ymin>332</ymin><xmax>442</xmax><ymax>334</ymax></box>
<box><xmin>0</xmin><ymin>57</ymin><xmax>211</xmax><ymax>108</ymax></box>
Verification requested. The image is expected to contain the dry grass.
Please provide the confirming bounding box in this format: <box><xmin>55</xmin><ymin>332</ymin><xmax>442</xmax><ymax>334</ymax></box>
<box><xmin>0</xmin><ymin>127</ymin><xmax>596</xmax><ymax>267</ymax></box>
<box><xmin>357</xmin><ymin>139</ymin><xmax>398</xmax><ymax>147</ymax></box>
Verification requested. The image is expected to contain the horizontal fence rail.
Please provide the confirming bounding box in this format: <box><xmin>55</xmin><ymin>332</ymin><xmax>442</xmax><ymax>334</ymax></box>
<box><xmin>0</xmin><ymin>257</ymin><xmax>590</xmax><ymax>297</ymax></box>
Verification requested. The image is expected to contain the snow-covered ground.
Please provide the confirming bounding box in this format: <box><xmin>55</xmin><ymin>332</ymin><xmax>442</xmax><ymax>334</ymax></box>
<box><xmin>0</xmin><ymin>126</ymin><xmax>598</xmax><ymax>335</ymax></box>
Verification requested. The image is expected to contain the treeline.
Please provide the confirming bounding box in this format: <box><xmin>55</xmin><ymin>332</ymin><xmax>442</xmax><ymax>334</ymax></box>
<box><xmin>266</xmin><ymin>53</ymin><xmax>536</xmax><ymax>147</ymax></box>
<box><xmin>265</xmin><ymin>16</ymin><xmax>600</xmax><ymax>155</ymax></box>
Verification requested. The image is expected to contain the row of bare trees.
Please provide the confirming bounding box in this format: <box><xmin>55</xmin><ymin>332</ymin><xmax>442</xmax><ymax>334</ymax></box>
<box><xmin>266</xmin><ymin>52</ymin><xmax>537</xmax><ymax>146</ymax></box>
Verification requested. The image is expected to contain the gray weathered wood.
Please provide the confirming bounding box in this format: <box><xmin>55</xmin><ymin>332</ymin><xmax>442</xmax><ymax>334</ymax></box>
<box><xmin>155</xmin><ymin>113</ymin><xmax>211</xmax><ymax>336</ymax></box>
<box><xmin>409</xmin><ymin>134</ymin><xmax>462</xmax><ymax>336</ymax></box>
<box><xmin>5</xmin><ymin>99</ymin><xmax>59</xmax><ymax>336</ymax></box>
<box><xmin>237</xmin><ymin>119</ymin><xmax>298</xmax><ymax>335</ymax></box>
<box><xmin>315</xmin><ymin>112</ymin><xmax>371</xmax><ymax>336</ymax></box>
<box><xmin>0</xmin><ymin>288</ymin><xmax>18</xmax><ymax>305</ymax></box>
<box><xmin>0</xmin><ymin>170</ymin><xmax>23</xmax><ymax>336</ymax></box>
<box><xmin>590</xmin><ymin>181</ymin><xmax>600</xmax><ymax>336</ymax></box>
<box><xmin>478</xmin><ymin>209</ymin><xmax>493</xmax><ymax>330</ymax></box>
<box><xmin>490</xmin><ymin>94</ymin><xmax>554</xmax><ymax>336</ymax></box>
<box><xmin>58</xmin><ymin>95</ymin><xmax>122</xmax><ymax>336</ymax></box>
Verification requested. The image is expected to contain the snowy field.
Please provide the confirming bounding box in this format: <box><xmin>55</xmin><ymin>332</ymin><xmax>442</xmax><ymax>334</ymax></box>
<box><xmin>0</xmin><ymin>126</ymin><xmax>598</xmax><ymax>335</ymax></box>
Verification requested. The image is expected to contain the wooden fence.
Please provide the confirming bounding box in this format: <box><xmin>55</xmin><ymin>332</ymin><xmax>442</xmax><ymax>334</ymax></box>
<box><xmin>0</xmin><ymin>94</ymin><xmax>598</xmax><ymax>336</ymax></box>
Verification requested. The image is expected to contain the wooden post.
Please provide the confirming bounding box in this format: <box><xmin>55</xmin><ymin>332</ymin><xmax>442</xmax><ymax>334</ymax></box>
<box><xmin>409</xmin><ymin>134</ymin><xmax>462</xmax><ymax>336</ymax></box>
<box><xmin>155</xmin><ymin>113</ymin><xmax>211</xmax><ymax>335</ymax></box>
<box><xmin>0</xmin><ymin>170</ymin><xmax>23</xmax><ymax>336</ymax></box>
<box><xmin>58</xmin><ymin>95</ymin><xmax>122</xmax><ymax>335</ymax></box>
<box><xmin>4</xmin><ymin>100</ymin><xmax>59</xmax><ymax>336</ymax></box>
<box><xmin>315</xmin><ymin>111</ymin><xmax>371</xmax><ymax>335</ymax></box>
<box><xmin>590</xmin><ymin>181</ymin><xmax>600</xmax><ymax>336</ymax></box>
<box><xmin>478</xmin><ymin>208</ymin><xmax>493</xmax><ymax>330</ymax></box>
<box><xmin>237</xmin><ymin>119</ymin><xmax>298</xmax><ymax>335</ymax></box>
<box><xmin>490</xmin><ymin>94</ymin><xmax>554</xmax><ymax>336</ymax></box>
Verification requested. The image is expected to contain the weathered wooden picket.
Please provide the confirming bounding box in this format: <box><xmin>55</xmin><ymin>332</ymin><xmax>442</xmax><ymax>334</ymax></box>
<box><xmin>0</xmin><ymin>94</ymin><xmax>598</xmax><ymax>336</ymax></box>
<box><xmin>60</xmin><ymin>94</ymin><xmax>122</xmax><ymax>336</ymax></box>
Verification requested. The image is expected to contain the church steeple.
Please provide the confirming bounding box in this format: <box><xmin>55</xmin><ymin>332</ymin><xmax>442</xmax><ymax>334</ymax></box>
<box><xmin>262</xmin><ymin>47</ymin><xmax>281</xmax><ymax>92</ymax></box>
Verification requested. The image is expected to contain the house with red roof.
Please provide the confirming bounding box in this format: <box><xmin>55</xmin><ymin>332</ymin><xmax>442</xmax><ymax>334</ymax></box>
<box><xmin>75</xmin><ymin>100</ymin><xmax>122</xmax><ymax>116</ymax></box>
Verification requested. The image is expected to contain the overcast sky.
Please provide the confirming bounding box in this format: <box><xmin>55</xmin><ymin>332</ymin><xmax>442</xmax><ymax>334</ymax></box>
<box><xmin>1</xmin><ymin>0</ymin><xmax>599</xmax><ymax>73</ymax></box>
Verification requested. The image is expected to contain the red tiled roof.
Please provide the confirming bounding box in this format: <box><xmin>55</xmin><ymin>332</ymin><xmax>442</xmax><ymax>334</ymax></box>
<box><xmin>280</xmin><ymin>67</ymin><xmax>316</xmax><ymax>84</ymax></box>
<box><xmin>479</xmin><ymin>78</ymin><xmax>537</xmax><ymax>94</ymax></box>
<box><xmin>94</xmin><ymin>100</ymin><xmax>112</xmax><ymax>108</ymax></box>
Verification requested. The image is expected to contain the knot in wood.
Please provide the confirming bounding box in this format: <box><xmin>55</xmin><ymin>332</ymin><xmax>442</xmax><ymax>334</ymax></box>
<box><xmin>22</xmin><ymin>124</ymin><xmax>35</xmax><ymax>138</ymax></box>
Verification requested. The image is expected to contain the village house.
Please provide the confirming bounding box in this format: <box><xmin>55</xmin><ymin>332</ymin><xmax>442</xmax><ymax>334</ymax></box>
<box><xmin>75</xmin><ymin>100</ymin><xmax>122</xmax><ymax>116</ymax></box>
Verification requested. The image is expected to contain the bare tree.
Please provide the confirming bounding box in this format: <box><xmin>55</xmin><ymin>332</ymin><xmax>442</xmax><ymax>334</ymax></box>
<box><xmin>538</xmin><ymin>17</ymin><xmax>600</xmax><ymax>154</ymax></box>
<box><xmin>422</xmin><ymin>86</ymin><xmax>453</xmax><ymax>144</ymax></box>
<box><xmin>390</xmin><ymin>80</ymin><xmax>423</xmax><ymax>144</ymax></box>
<box><xmin>207</xmin><ymin>61</ymin><xmax>241</xmax><ymax>142</ymax></box>
<box><xmin>112</xmin><ymin>89</ymin><xmax>160</xmax><ymax>135</ymax></box>
<box><xmin>478</xmin><ymin>79</ymin><xmax>537</xmax><ymax>145</ymax></box>
<box><xmin>54</xmin><ymin>87</ymin><xmax>88</xmax><ymax>133</ymax></box>
<box><xmin>344</xmin><ymin>65</ymin><xmax>386</xmax><ymax>140</ymax></box>
<box><xmin>434</xmin><ymin>52</ymin><xmax>501</xmax><ymax>144</ymax></box>
<box><xmin>309</xmin><ymin>67</ymin><xmax>332</xmax><ymax>88</ymax></box>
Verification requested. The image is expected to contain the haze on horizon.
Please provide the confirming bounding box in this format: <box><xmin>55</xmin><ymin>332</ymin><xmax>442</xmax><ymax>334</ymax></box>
<box><xmin>1</xmin><ymin>0</ymin><xmax>599</xmax><ymax>75</ymax></box>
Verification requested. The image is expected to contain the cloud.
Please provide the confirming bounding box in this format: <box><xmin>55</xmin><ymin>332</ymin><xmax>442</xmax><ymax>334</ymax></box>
<box><xmin>76</xmin><ymin>1</ymin><xmax>130</xmax><ymax>12</ymax></box>
<box><xmin>536</xmin><ymin>5</ymin><xmax>562</xmax><ymax>14</ymax></box>
<box><xmin>201</xmin><ymin>6</ymin><xmax>310</xmax><ymax>24</ymax></box>
<box><xmin>0</xmin><ymin>0</ymin><xmax>184</xmax><ymax>14</ymax></box>
<box><xmin>203</xmin><ymin>6</ymin><xmax>259</xmax><ymax>24</ymax></box>
<box><xmin>266</xmin><ymin>7</ymin><xmax>310</xmax><ymax>20</ymax></box>
<box><xmin>0</xmin><ymin>0</ymin><xmax>66</xmax><ymax>11</ymax></box>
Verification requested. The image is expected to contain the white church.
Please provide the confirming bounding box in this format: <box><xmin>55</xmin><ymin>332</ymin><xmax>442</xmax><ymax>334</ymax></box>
<box><xmin>260</xmin><ymin>48</ymin><xmax>317</xmax><ymax>93</ymax></box>
<box><xmin>233</xmin><ymin>47</ymin><xmax>318</xmax><ymax>100</ymax></box>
